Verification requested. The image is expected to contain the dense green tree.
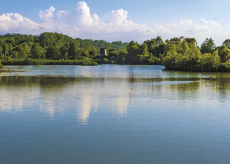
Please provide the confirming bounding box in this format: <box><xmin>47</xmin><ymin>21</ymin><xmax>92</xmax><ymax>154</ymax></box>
<box><xmin>0</xmin><ymin>47</ymin><xmax>3</xmax><ymax>60</ymax></box>
<box><xmin>1</xmin><ymin>32</ymin><xmax>230</xmax><ymax>72</ymax></box>
<box><xmin>117</xmin><ymin>48</ymin><xmax>127</xmax><ymax>64</ymax></box>
<box><xmin>109</xmin><ymin>48</ymin><xmax>116</xmax><ymax>53</ymax></box>
<box><xmin>79</xmin><ymin>48</ymin><xmax>89</xmax><ymax>58</ymax></box>
<box><xmin>201</xmin><ymin>51</ymin><xmax>220</xmax><ymax>72</ymax></box>
<box><xmin>89</xmin><ymin>47</ymin><xmax>97</xmax><ymax>58</ymax></box>
<box><xmin>200</xmin><ymin>38</ymin><xmax>216</xmax><ymax>54</ymax></box>
<box><xmin>2</xmin><ymin>44</ymin><xmax>10</xmax><ymax>60</ymax></box>
<box><xmin>31</xmin><ymin>43</ymin><xmax>45</xmax><ymax>59</ymax></box>
<box><xmin>109</xmin><ymin>51</ymin><xmax>118</xmax><ymax>61</ymax></box>
<box><xmin>217</xmin><ymin>45</ymin><xmax>230</xmax><ymax>63</ymax></box>
<box><xmin>162</xmin><ymin>50</ymin><xmax>177</xmax><ymax>70</ymax></box>
<box><xmin>185</xmin><ymin>38</ymin><xmax>197</xmax><ymax>46</ymax></box>
<box><xmin>212</xmin><ymin>50</ymin><xmax>221</xmax><ymax>71</ymax></box>
<box><xmin>137</xmin><ymin>43</ymin><xmax>149</xmax><ymax>64</ymax></box>
<box><xmin>60</xmin><ymin>43</ymin><xmax>69</xmax><ymax>59</ymax></box>
<box><xmin>222</xmin><ymin>39</ymin><xmax>230</xmax><ymax>49</ymax></box>
<box><xmin>162</xmin><ymin>39</ymin><xmax>202</xmax><ymax>71</ymax></box>
<box><xmin>46</xmin><ymin>45</ymin><xmax>61</xmax><ymax>59</ymax></box>
<box><xmin>126</xmin><ymin>41</ymin><xmax>139</xmax><ymax>64</ymax></box>
<box><xmin>39</xmin><ymin>32</ymin><xmax>64</xmax><ymax>49</ymax></box>
<box><xmin>144</xmin><ymin>39</ymin><xmax>156</xmax><ymax>56</ymax></box>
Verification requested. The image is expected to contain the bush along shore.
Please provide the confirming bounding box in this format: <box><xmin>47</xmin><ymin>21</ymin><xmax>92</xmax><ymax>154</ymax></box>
<box><xmin>2</xmin><ymin>59</ymin><xmax>97</xmax><ymax>66</ymax></box>
<box><xmin>1</xmin><ymin>32</ymin><xmax>230</xmax><ymax>72</ymax></box>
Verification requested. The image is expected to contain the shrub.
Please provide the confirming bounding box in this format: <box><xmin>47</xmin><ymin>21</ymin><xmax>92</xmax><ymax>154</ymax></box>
<box><xmin>0</xmin><ymin>63</ymin><xmax>3</xmax><ymax>69</ymax></box>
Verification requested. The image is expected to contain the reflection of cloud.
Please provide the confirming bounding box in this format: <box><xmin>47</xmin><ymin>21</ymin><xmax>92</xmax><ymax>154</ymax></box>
<box><xmin>0</xmin><ymin>78</ymin><xmax>130</xmax><ymax>122</ymax></box>
<box><xmin>75</xmin><ymin>80</ymin><xmax>129</xmax><ymax>124</ymax></box>
<box><xmin>105</xmin><ymin>82</ymin><xmax>129</xmax><ymax>117</ymax></box>
<box><xmin>39</xmin><ymin>88</ymin><xmax>64</xmax><ymax>117</ymax></box>
<box><xmin>0</xmin><ymin>85</ymin><xmax>57</xmax><ymax>117</ymax></box>
<box><xmin>116</xmin><ymin>96</ymin><xmax>128</xmax><ymax>116</ymax></box>
<box><xmin>0</xmin><ymin>87</ymin><xmax>36</xmax><ymax>112</ymax></box>
<box><xmin>111</xmin><ymin>93</ymin><xmax>128</xmax><ymax>117</ymax></box>
<box><xmin>40</xmin><ymin>101</ymin><xmax>55</xmax><ymax>117</ymax></box>
<box><xmin>78</xmin><ymin>92</ymin><xmax>92</xmax><ymax>124</ymax></box>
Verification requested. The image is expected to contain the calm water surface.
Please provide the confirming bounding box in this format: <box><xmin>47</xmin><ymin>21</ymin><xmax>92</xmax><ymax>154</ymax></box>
<box><xmin>0</xmin><ymin>65</ymin><xmax>230</xmax><ymax>164</ymax></box>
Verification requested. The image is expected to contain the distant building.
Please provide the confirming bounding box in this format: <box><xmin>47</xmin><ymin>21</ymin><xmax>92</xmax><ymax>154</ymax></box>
<box><xmin>100</xmin><ymin>47</ymin><xmax>107</xmax><ymax>56</ymax></box>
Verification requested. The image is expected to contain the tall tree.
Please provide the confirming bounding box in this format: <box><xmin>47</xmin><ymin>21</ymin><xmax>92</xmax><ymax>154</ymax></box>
<box><xmin>217</xmin><ymin>45</ymin><xmax>230</xmax><ymax>63</ymax></box>
<box><xmin>222</xmin><ymin>39</ymin><xmax>230</xmax><ymax>49</ymax></box>
<box><xmin>200</xmin><ymin>38</ymin><xmax>216</xmax><ymax>54</ymax></box>
<box><xmin>31</xmin><ymin>43</ymin><xmax>46</xmax><ymax>59</ymax></box>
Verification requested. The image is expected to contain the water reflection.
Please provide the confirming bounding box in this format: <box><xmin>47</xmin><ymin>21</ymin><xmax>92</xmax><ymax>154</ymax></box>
<box><xmin>0</xmin><ymin>76</ymin><xmax>131</xmax><ymax>123</ymax></box>
<box><xmin>78</xmin><ymin>92</ymin><xmax>93</xmax><ymax>124</ymax></box>
<box><xmin>1</xmin><ymin>76</ymin><xmax>230</xmax><ymax>122</ymax></box>
<box><xmin>1</xmin><ymin>66</ymin><xmax>230</xmax><ymax>164</ymax></box>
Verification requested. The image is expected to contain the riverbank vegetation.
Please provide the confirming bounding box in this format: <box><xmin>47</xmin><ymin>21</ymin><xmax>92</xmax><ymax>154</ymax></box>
<box><xmin>0</xmin><ymin>33</ymin><xmax>126</xmax><ymax>67</ymax></box>
<box><xmin>1</xmin><ymin>32</ymin><xmax>230</xmax><ymax>72</ymax></box>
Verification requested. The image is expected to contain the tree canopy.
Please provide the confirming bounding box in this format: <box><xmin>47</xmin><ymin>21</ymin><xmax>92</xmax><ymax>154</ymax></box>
<box><xmin>1</xmin><ymin>32</ymin><xmax>230</xmax><ymax>72</ymax></box>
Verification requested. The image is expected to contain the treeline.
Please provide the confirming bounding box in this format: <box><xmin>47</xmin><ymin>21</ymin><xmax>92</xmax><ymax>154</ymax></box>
<box><xmin>108</xmin><ymin>36</ymin><xmax>230</xmax><ymax>72</ymax></box>
<box><xmin>1</xmin><ymin>32</ymin><xmax>230</xmax><ymax>72</ymax></box>
<box><xmin>0</xmin><ymin>32</ymin><xmax>127</xmax><ymax>66</ymax></box>
<box><xmin>159</xmin><ymin>37</ymin><xmax>230</xmax><ymax>72</ymax></box>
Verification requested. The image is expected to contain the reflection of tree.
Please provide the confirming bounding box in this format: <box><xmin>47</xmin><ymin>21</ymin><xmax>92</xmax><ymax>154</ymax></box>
<box><xmin>0</xmin><ymin>76</ymin><xmax>75</xmax><ymax>87</ymax></box>
<box><xmin>212</xmin><ymin>79</ymin><xmax>230</xmax><ymax>101</ymax></box>
<box><xmin>137</xmin><ymin>77</ymin><xmax>230</xmax><ymax>103</ymax></box>
<box><xmin>160</xmin><ymin>79</ymin><xmax>230</xmax><ymax>102</ymax></box>
<box><xmin>169</xmin><ymin>81</ymin><xmax>200</xmax><ymax>101</ymax></box>
<box><xmin>0</xmin><ymin>76</ymin><xmax>73</xmax><ymax>115</ymax></box>
<box><xmin>0</xmin><ymin>76</ymin><xmax>130</xmax><ymax>121</ymax></box>
<box><xmin>3</xmin><ymin>75</ymin><xmax>230</xmax><ymax>122</ymax></box>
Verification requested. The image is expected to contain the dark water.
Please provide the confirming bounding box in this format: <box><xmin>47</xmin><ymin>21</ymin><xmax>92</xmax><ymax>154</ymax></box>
<box><xmin>0</xmin><ymin>65</ymin><xmax>230</xmax><ymax>164</ymax></box>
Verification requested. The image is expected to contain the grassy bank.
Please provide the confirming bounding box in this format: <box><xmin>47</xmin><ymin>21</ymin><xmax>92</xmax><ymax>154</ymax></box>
<box><xmin>2</xmin><ymin>59</ymin><xmax>98</xmax><ymax>66</ymax></box>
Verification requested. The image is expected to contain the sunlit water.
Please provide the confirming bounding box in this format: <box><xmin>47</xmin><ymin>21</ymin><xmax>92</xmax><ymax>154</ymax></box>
<box><xmin>0</xmin><ymin>65</ymin><xmax>230</xmax><ymax>164</ymax></box>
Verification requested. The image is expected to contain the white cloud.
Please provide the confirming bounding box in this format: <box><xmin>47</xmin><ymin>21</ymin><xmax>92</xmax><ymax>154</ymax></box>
<box><xmin>0</xmin><ymin>13</ymin><xmax>40</xmax><ymax>34</ymax></box>
<box><xmin>0</xmin><ymin>1</ymin><xmax>228</xmax><ymax>45</ymax></box>
<box><xmin>39</xmin><ymin>6</ymin><xmax>55</xmax><ymax>21</ymax></box>
<box><xmin>160</xmin><ymin>19</ymin><xmax>223</xmax><ymax>45</ymax></box>
<box><xmin>103</xmin><ymin>9</ymin><xmax>128</xmax><ymax>24</ymax></box>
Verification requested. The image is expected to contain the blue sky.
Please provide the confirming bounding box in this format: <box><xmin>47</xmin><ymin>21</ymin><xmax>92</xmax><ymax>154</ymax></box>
<box><xmin>0</xmin><ymin>0</ymin><xmax>229</xmax><ymax>45</ymax></box>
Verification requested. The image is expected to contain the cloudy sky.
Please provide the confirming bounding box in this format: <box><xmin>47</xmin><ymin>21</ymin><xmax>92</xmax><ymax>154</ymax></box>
<box><xmin>0</xmin><ymin>0</ymin><xmax>229</xmax><ymax>45</ymax></box>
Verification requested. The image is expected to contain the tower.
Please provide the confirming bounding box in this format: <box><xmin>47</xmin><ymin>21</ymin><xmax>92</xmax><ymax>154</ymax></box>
<box><xmin>100</xmin><ymin>47</ymin><xmax>107</xmax><ymax>56</ymax></box>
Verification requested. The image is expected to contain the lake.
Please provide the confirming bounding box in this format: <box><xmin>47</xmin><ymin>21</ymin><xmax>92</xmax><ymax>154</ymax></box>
<box><xmin>0</xmin><ymin>65</ymin><xmax>230</xmax><ymax>164</ymax></box>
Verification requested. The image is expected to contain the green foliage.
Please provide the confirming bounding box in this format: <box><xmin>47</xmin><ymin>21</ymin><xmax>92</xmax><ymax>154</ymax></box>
<box><xmin>200</xmin><ymin>38</ymin><xmax>216</xmax><ymax>54</ymax></box>
<box><xmin>102</xmin><ymin>58</ymin><xmax>109</xmax><ymax>63</ymax></box>
<box><xmin>2</xmin><ymin>59</ymin><xmax>97</xmax><ymax>66</ymax></box>
<box><xmin>0</xmin><ymin>32</ymin><xmax>127</xmax><ymax>66</ymax></box>
<box><xmin>200</xmin><ymin>51</ymin><xmax>220</xmax><ymax>72</ymax></box>
<box><xmin>222</xmin><ymin>39</ymin><xmax>230</xmax><ymax>49</ymax></box>
<box><xmin>161</xmin><ymin>37</ymin><xmax>224</xmax><ymax>72</ymax></box>
<box><xmin>117</xmin><ymin>48</ymin><xmax>127</xmax><ymax>64</ymax></box>
<box><xmin>217</xmin><ymin>45</ymin><xmax>230</xmax><ymax>63</ymax></box>
<box><xmin>109</xmin><ymin>50</ymin><xmax>118</xmax><ymax>58</ymax></box>
<box><xmin>211</xmin><ymin>50</ymin><xmax>221</xmax><ymax>70</ymax></box>
<box><xmin>0</xmin><ymin>59</ymin><xmax>3</xmax><ymax>69</ymax></box>
<box><xmin>0</xmin><ymin>32</ymin><xmax>229</xmax><ymax>72</ymax></box>
<box><xmin>162</xmin><ymin>39</ymin><xmax>202</xmax><ymax>71</ymax></box>
<box><xmin>31</xmin><ymin>43</ymin><xmax>46</xmax><ymax>59</ymax></box>
<box><xmin>76</xmin><ymin>39</ymin><xmax>127</xmax><ymax>52</ymax></box>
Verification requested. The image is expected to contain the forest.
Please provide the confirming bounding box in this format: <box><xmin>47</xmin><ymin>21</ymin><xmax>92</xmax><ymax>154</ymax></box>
<box><xmin>1</xmin><ymin>32</ymin><xmax>230</xmax><ymax>72</ymax></box>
